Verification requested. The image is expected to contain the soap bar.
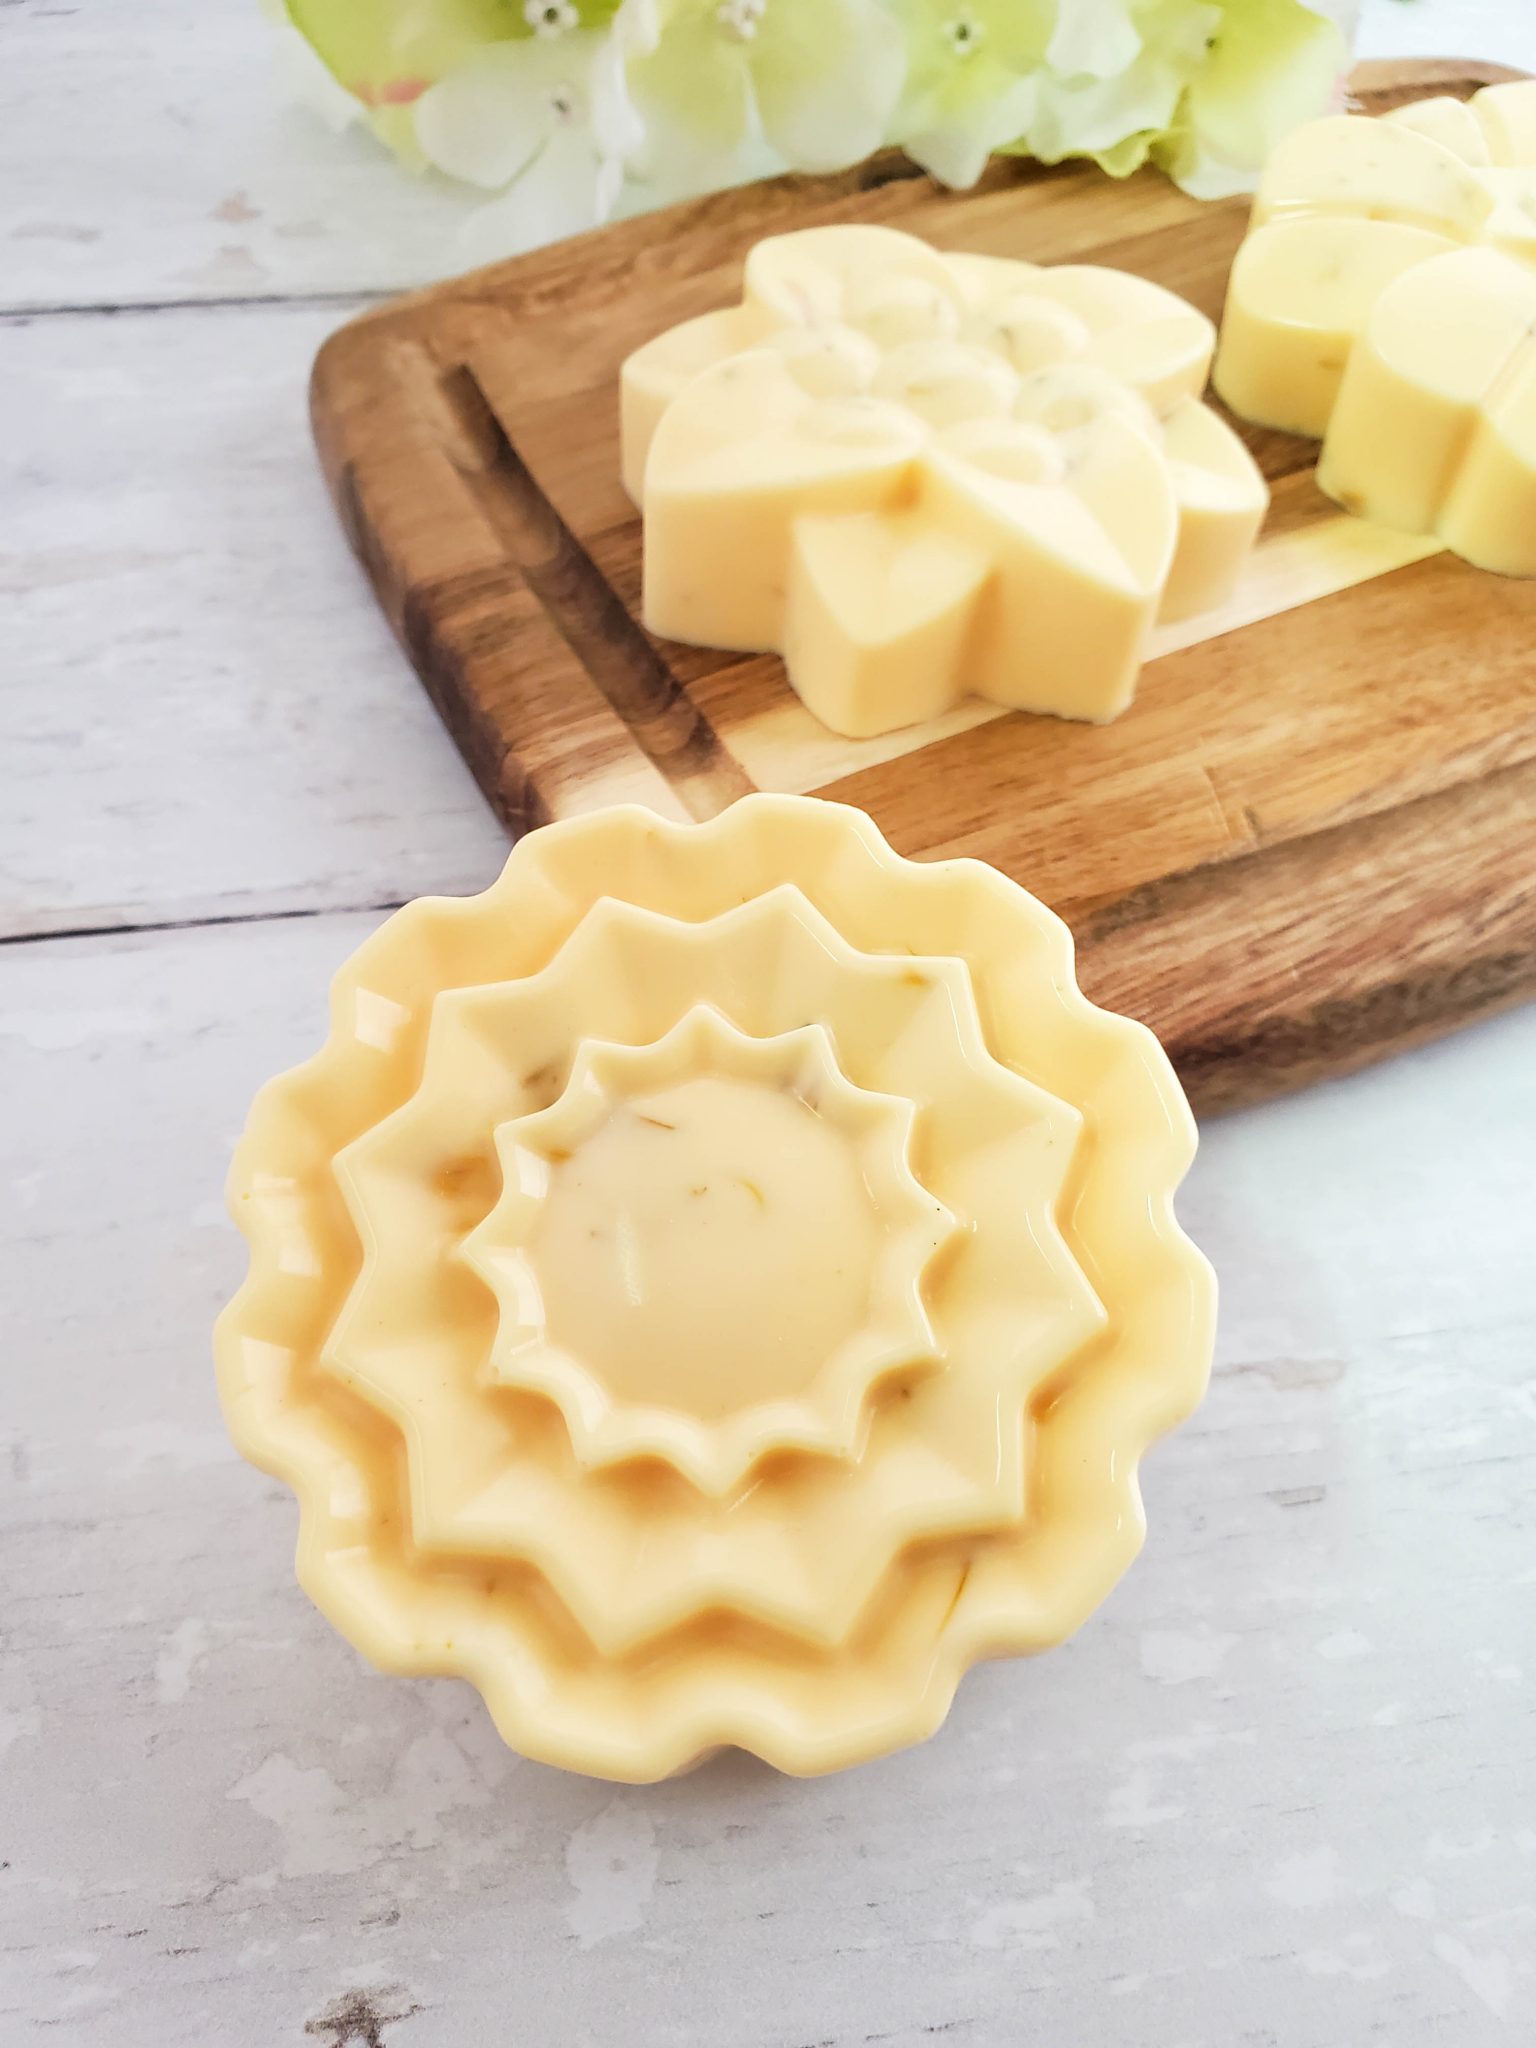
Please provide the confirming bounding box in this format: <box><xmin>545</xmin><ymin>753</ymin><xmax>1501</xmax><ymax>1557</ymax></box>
<box><xmin>624</xmin><ymin>225</ymin><xmax>1267</xmax><ymax>738</ymax></box>
<box><xmin>1214</xmin><ymin>80</ymin><xmax>1536</xmax><ymax>572</ymax></box>
<box><xmin>1318</xmin><ymin>246</ymin><xmax>1536</xmax><ymax>575</ymax></box>
<box><xmin>216</xmin><ymin>795</ymin><xmax>1214</xmax><ymax>1781</ymax></box>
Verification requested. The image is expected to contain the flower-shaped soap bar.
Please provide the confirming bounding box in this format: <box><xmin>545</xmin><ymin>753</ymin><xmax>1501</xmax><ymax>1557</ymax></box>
<box><xmin>217</xmin><ymin>796</ymin><xmax>1214</xmax><ymax>1781</ymax></box>
<box><xmin>1214</xmin><ymin>82</ymin><xmax>1536</xmax><ymax>573</ymax></box>
<box><xmin>622</xmin><ymin>226</ymin><xmax>1267</xmax><ymax>737</ymax></box>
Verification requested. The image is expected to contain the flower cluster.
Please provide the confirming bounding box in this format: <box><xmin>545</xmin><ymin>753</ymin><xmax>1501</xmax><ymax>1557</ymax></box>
<box><xmin>271</xmin><ymin>0</ymin><xmax>1356</xmax><ymax>259</ymax></box>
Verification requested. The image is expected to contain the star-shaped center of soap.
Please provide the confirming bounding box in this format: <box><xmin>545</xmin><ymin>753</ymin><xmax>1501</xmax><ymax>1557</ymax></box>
<box><xmin>462</xmin><ymin>1006</ymin><xmax>957</xmax><ymax>1495</ymax></box>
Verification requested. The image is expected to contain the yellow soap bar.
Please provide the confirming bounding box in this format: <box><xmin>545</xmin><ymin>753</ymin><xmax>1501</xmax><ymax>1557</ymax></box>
<box><xmin>1318</xmin><ymin>245</ymin><xmax>1536</xmax><ymax>574</ymax></box>
<box><xmin>216</xmin><ymin>794</ymin><xmax>1215</xmax><ymax>1781</ymax></box>
<box><xmin>1249</xmin><ymin>112</ymin><xmax>1494</xmax><ymax>239</ymax></box>
<box><xmin>1383</xmin><ymin>93</ymin><xmax>1493</xmax><ymax>166</ymax></box>
<box><xmin>624</xmin><ymin>225</ymin><xmax>1267</xmax><ymax>738</ymax></box>
<box><xmin>1216</xmin><ymin>215</ymin><xmax>1457</xmax><ymax>438</ymax></box>
<box><xmin>782</xmin><ymin>509</ymin><xmax>991</xmax><ymax>737</ymax></box>
<box><xmin>1481</xmin><ymin>166</ymin><xmax>1536</xmax><ymax>265</ymax></box>
<box><xmin>1215</xmin><ymin>81</ymin><xmax>1536</xmax><ymax>574</ymax></box>
<box><xmin>1474</xmin><ymin>78</ymin><xmax>1536</xmax><ymax>164</ymax></box>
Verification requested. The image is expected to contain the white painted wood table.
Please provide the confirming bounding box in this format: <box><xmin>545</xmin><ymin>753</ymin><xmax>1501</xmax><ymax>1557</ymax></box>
<box><xmin>4</xmin><ymin>4</ymin><xmax>1534</xmax><ymax>2042</ymax></box>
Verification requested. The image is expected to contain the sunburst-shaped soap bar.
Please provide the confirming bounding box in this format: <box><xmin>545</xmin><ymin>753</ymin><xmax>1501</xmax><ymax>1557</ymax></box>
<box><xmin>217</xmin><ymin>796</ymin><xmax>1215</xmax><ymax>1780</ymax></box>
<box><xmin>463</xmin><ymin>1007</ymin><xmax>959</xmax><ymax>1496</ymax></box>
<box><xmin>1214</xmin><ymin>81</ymin><xmax>1536</xmax><ymax>572</ymax></box>
<box><xmin>622</xmin><ymin>226</ymin><xmax>1267</xmax><ymax>737</ymax></box>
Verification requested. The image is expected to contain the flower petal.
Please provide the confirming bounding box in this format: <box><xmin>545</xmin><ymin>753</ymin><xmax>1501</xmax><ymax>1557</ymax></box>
<box><xmin>1156</xmin><ymin>0</ymin><xmax>1347</xmax><ymax>195</ymax></box>
<box><xmin>415</xmin><ymin>34</ymin><xmax>603</xmax><ymax>190</ymax></box>
<box><xmin>623</xmin><ymin>0</ymin><xmax>757</xmax><ymax>177</ymax></box>
<box><xmin>285</xmin><ymin>0</ymin><xmax>514</xmax><ymax>103</ymax></box>
<box><xmin>1024</xmin><ymin>0</ymin><xmax>1215</xmax><ymax>167</ymax></box>
<box><xmin>459</xmin><ymin>125</ymin><xmax>607</xmax><ymax>257</ymax></box>
<box><xmin>904</xmin><ymin>73</ymin><xmax>1041</xmax><ymax>189</ymax></box>
<box><xmin>1046</xmin><ymin>0</ymin><xmax>1144</xmax><ymax>81</ymax></box>
<box><xmin>589</xmin><ymin>26</ymin><xmax>647</xmax><ymax>159</ymax></box>
<box><xmin>751</xmin><ymin>0</ymin><xmax>907</xmax><ymax>173</ymax></box>
<box><xmin>890</xmin><ymin>0</ymin><xmax>1054</xmax><ymax>186</ymax></box>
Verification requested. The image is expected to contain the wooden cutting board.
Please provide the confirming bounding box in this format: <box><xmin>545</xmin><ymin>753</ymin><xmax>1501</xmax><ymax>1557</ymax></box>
<box><xmin>311</xmin><ymin>57</ymin><xmax>1536</xmax><ymax>1113</ymax></box>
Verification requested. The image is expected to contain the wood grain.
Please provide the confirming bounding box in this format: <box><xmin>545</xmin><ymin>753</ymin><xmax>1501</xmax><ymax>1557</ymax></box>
<box><xmin>310</xmin><ymin>58</ymin><xmax>1536</xmax><ymax>1113</ymax></box>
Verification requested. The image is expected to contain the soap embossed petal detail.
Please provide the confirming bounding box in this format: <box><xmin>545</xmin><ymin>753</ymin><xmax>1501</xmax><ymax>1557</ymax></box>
<box><xmin>215</xmin><ymin>796</ymin><xmax>1214</xmax><ymax>1781</ymax></box>
<box><xmin>627</xmin><ymin>227</ymin><xmax>1265</xmax><ymax>737</ymax></box>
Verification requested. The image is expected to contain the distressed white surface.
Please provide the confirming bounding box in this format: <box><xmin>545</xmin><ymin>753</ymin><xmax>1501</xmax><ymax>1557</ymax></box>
<box><xmin>1</xmin><ymin>0</ymin><xmax>474</xmax><ymax>312</ymax></box>
<box><xmin>1357</xmin><ymin>0</ymin><xmax>1536</xmax><ymax>70</ymax></box>
<box><xmin>0</xmin><ymin>308</ymin><xmax>507</xmax><ymax>937</ymax></box>
<box><xmin>4</xmin><ymin>2</ymin><xmax>1536</xmax><ymax>2043</ymax></box>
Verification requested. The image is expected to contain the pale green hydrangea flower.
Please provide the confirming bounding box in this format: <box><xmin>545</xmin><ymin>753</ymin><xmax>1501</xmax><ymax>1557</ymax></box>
<box><xmin>416</xmin><ymin>30</ymin><xmax>640</xmax><ymax>255</ymax></box>
<box><xmin>888</xmin><ymin>2</ymin><xmax>1056</xmax><ymax>188</ymax></box>
<box><xmin>273</xmin><ymin>0</ymin><xmax>1355</xmax><ymax>261</ymax></box>
<box><xmin>271</xmin><ymin>0</ymin><xmax>635</xmax><ymax>249</ymax></box>
<box><xmin>617</xmin><ymin>0</ymin><xmax>906</xmax><ymax>191</ymax></box>
<box><xmin>1154</xmin><ymin>0</ymin><xmax>1352</xmax><ymax>196</ymax></box>
<box><xmin>1025</xmin><ymin>0</ymin><xmax>1222</xmax><ymax>172</ymax></box>
<box><xmin>1013</xmin><ymin>0</ymin><xmax>1349</xmax><ymax>185</ymax></box>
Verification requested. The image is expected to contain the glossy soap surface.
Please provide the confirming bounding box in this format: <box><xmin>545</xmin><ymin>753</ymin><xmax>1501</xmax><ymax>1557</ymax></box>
<box><xmin>1214</xmin><ymin>81</ymin><xmax>1536</xmax><ymax>572</ymax></box>
<box><xmin>461</xmin><ymin>1007</ymin><xmax>959</xmax><ymax>1490</ymax></box>
<box><xmin>622</xmin><ymin>226</ymin><xmax>1266</xmax><ymax>737</ymax></box>
<box><xmin>216</xmin><ymin>796</ymin><xmax>1214</xmax><ymax>1781</ymax></box>
<box><xmin>516</xmin><ymin>1066</ymin><xmax>899</xmax><ymax>1421</ymax></box>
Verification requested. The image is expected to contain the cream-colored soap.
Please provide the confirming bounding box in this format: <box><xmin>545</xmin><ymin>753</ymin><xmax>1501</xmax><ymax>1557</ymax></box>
<box><xmin>1383</xmin><ymin>94</ymin><xmax>1492</xmax><ymax>166</ymax></box>
<box><xmin>1216</xmin><ymin>215</ymin><xmax>1457</xmax><ymax>438</ymax></box>
<box><xmin>642</xmin><ymin>351</ymin><xmax>924</xmax><ymax>654</ymax></box>
<box><xmin>782</xmin><ymin>511</ymin><xmax>990</xmax><ymax>738</ymax></box>
<box><xmin>625</xmin><ymin>226</ymin><xmax>1266</xmax><ymax>738</ymax></box>
<box><xmin>920</xmin><ymin>408</ymin><xmax>1176</xmax><ymax>722</ymax></box>
<box><xmin>1251</xmin><ymin>113</ymin><xmax>1493</xmax><ymax>238</ymax></box>
<box><xmin>1158</xmin><ymin>396</ymin><xmax>1283</xmax><ymax>620</ymax></box>
<box><xmin>1215</xmin><ymin>82</ymin><xmax>1536</xmax><ymax>573</ymax></box>
<box><xmin>218</xmin><ymin>794</ymin><xmax>1215</xmax><ymax>1780</ymax></box>
<box><xmin>620</xmin><ymin>307</ymin><xmax>752</xmax><ymax>503</ymax></box>
<box><xmin>1481</xmin><ymin>166</ymin><xmax>1536</xmax><ymax>265</ymax></box>
<box><xmin>1473</xmin><ymin>78</ymin><xmax>1536</xmax><ymax>165</ymax></box>
<box><xmin>745</xmin><ymin>222</ymin><xmax>964</xmax><ymax>337</ymax></box>
<box><xmin>474</xmin><ymin>1007</ymin><xmax>957</xmax><ymax>1489</ymax></box>
<box><xmin>1441</xmin><ymin>348</ymin><xmax>1536</xmax><ymax>576</ymax></box>
<box><xmin>1318</xmin><ymin>245</ymin><xmax>1536</xmax><ymax>573</ymax></box>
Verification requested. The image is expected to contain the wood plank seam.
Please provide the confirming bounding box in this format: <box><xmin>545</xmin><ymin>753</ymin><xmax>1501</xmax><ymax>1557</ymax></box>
<box><xmin>0</xmin><ymin>291</ymin><xmax>392</xmax><ymax>326</ymax></box>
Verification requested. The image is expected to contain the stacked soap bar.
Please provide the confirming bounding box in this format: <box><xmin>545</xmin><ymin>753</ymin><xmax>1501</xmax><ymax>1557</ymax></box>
<box><xmin>1214</xmin><ymin>81</ymin><xmax>1536</xmax><ymax>575</ymax></box>
<box><xmin>623</xmin><ymin>226</ymin><xmax>1266</xmax><ymax>738</ymax></box>
<box><xmin>217</xmin><ymin>796</ymin><xmax>1215</xmax><ymax>1781</ymax></box>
